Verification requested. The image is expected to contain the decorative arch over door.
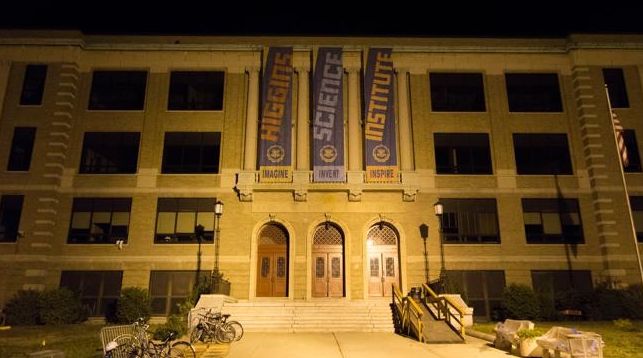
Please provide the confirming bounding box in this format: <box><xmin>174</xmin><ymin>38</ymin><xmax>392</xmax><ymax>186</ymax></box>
<box><xmin>311</xmin><ymin>223</ymin><xmax>345</xmax><ymax>297</ymax></box>
<box><xmin>256</xmin><ymin>223</ymin><xmax>289</xmax><ymax>297</ymax></box>
<box><xmin>366</xmin><ymin>223</ymin><xmax>400</xmax><ymax>297</ymax></box>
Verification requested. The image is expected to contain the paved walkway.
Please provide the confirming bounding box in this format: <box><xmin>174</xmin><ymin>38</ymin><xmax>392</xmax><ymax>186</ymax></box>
<box><xmin>226</xmin><ymin>332</ymin><xmax>511</xmax><ymax>358</ymax></box>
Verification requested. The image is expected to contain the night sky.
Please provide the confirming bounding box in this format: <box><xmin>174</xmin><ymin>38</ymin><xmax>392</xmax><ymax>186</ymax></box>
<box><xmin>1</xmin><ymin>1</ymin><xmax>643</xmax><ymax>37</ymax></box>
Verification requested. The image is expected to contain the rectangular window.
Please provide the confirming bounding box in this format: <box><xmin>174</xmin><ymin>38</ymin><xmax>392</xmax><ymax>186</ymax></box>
<box><xmin>623</xmin><ymin>130</ymin><xmax>642</xmax><ymax>173</ymax></box>
<box><xmin>446</xmin><ymin>270</ymin><xmax>505</xmax><ymax>320</ymax></box>
<box><xmin>68</xmin><ymin>198</ymin><xmax>131</xmax><ymax>244</ymax></box>
<box><xmin>434</xmin><ymin>133</ymin><xmax>492</xmax><ymax>174</ymax></box>
<box><xmin>20</xmin><ymin>64</ymin><xmax>47</xmax><ymax>105</ymax></box>
<box><xmin>88</xmin><ymin>70</ymin><xmax>147</xmax><ymax>110</ymax></box>
<box><xmin>513</xmin><ymin>134</ymin><xmax>572</xmax><ymax>175</ymax></box>
<box><xmin>79</xmin><ymin>132</ymin><xmax>140</xmax><ymax>174</ymax></box>
<box><xmin>630</xmin><ymin>196</ymin><xmax>643</xmax><ymax>243</ymax></box>
<box><xmin>0</xmin><ymin>195</ymin><xmax>24</xmax><ymax>242</ymax></box>
<box><xmin>168</xmin><ymin>71</ymin><xmax>225</xmax><ymax>110</ymax></box>
<box><xmin>603</xmin><ymin>68</ymin><xmax>629</xmax><ymax>108</ymax></box>
<box><xmin>60</xmin><ymin>271</ymin><xmax>123</xmax><ymax>316</ymax></box>
<box><xmin>505</xmin><ymin>73</ymin><xmax>563</xmax><ymax>112</ymax></box>
<box><xmin>161</xmin><ymin>132</ymin><xmax>221</xmax><ymax>174</ymax></box>
<box><xmin>429</xmin><ymin>73</ymin><xmax>485</xmax><ymax>112</ymax></box>
<box><xmin>7</xmin><ymin>127</ymin><xmax>36</xmax><ymax>171</ymax></box>
<box><xmin>155</xmin><ymin>198</ymin><xmax>215</xmax><ymax>243</ymax></box>
<box><xmin>522</xmin><ymin>198</ymin><xmax>583</xmax><ymax>244</ymax></box>
<box><xmin>150</xmin><ymin>271</ymin><xmax>207</xmax><ymax>315</ymax></box>
<box><xmin>532</xmin><ymin>270</ymin><xmax>592</xmax><ymax>313</ymax></box>
<box><xmin>440</xmin><ymin>199</ymin><xmax>500</xmax><ymax>243</ymax></box>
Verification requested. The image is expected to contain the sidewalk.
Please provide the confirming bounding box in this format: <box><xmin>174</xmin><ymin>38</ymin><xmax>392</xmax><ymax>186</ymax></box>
<box><xmin>226</xmin><ymin>332</ymin><xmax>510</xmax><ymax>358</ymax></box>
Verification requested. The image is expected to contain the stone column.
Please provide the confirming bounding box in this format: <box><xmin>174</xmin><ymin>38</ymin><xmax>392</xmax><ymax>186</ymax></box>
<box><xmin>396</xmin><ymin>68</ymin><xmax>413</xmax><ymax>171</ymax></box>
<box><xmin>347</xmin><ymin>67</ymin><xmax>362</xmax><ymax>173</ymax></box>
<box><xmin>243</xmin><ymin>67</ymin><xmax>260</xmax><ymax>171</ymax></box>
<box><xmin>296</xmin><ymin>67</ymin><xmax>310</xmax><ymax>171</ymax></box>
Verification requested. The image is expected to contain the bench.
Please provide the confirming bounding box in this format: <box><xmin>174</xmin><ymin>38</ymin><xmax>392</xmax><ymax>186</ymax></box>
<box><xmin>493</xmin><ymin>319</ymin><xmax>535</xmax><ymax>350</ymax></box>
<box><xmin>536</xmin><ymin>326</ymin><xmax>604</xmax><ymax>358</ymax></box>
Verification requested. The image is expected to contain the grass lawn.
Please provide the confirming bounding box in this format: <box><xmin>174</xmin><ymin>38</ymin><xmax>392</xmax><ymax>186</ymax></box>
<box><xmin>473</xmin><ymin>320</ymin><xmax>643</xmax><ymax>358</ymax></box>
<box><xmin>0</xmin><ymin>324</ymin><xmax>104</xmax><ymax>357</ymax></box>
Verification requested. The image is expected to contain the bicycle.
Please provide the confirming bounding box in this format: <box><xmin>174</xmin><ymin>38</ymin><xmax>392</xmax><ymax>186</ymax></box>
<box><xmin>189</xmin><ymin>309</ymin><xmax>242</xmax><ymax>344</ymax></box>
<box><xmin>105</xmin><ymin>318</ymin><xmax>196</xmax><ymax>358</ymax></box>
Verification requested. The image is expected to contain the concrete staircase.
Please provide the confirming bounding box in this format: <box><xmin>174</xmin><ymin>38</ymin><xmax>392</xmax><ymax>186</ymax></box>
<box><xmin>221</xmin><ymin>299</ymin><xmax>394</xmax><ymax>332</ymax></box>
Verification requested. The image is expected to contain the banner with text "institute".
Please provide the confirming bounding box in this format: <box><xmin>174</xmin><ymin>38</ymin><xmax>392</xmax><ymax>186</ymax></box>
<box><xmin>364</xmin><ymin>48</ymin><xmax>398</xmax><ymax>183</ymax></box>
<box><xmin>259</xmin><ymin>47</ymin><xmax>294</xmax><ymax>183</ymax></box>
<box><xmin>312</xmin><ymin>48</ymin><xmax>345</xmax><ymax>182</ymax></box>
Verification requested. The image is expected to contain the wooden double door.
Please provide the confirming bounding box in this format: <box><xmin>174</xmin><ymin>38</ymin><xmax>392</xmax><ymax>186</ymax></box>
<box><xmin>256</xmin><ymin>245</ymin><xmax>288</xmax><ymax>297</ymax></box>
<box><xmin>368</xmin><ymin>249</ymin><xmax>399</xmax><ymax>297</ymax></box>
<box><xmin>312</xmin><ymin>248</ymin><xmax>344</xmax><ymax>297</ymax></box>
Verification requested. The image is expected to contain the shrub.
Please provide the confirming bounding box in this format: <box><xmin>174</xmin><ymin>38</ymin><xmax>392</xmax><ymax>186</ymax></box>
<box><xmin>502</xmin><ymin>284</ymin><xmax>541</xmax><ymax>320</ymax></box>
<box><xmin>590</xmin><ymin>285</ymin><xmax>626</xmax><ymax>320</ymax></box>
<box><xmin>39</xmin><ymin>288</ymin><xmax>87</xmax><ymax>325</ymax></box>
<box><xmin>622</xmin><ymin>284</ymin><xmax>643</xmax><ymax>319</ymax></box>
<box><xmin>153</xmin><ymin>298</ymin><xmax>193</xmax><ymax>340</ymax></box>
<box><xmin>3</xmin><ymin>290</ymin><xmax>42</xmax><ymax>325</ymax></box>
<box><xmin>114</xmin><ymin>287</ymin><xmax>151</xmax><ymax>324</ymax></box>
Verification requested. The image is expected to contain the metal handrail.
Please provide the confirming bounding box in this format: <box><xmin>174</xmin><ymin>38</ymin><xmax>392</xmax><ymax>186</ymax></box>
<box><xmin>421</xmin><ymin>283</ymin><xmax>465</xmax><ymax>339</ymax></box>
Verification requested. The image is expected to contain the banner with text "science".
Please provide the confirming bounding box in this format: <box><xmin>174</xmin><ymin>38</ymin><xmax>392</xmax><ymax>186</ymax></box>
<box><xmin>364</xmin><ymin>48</ymin><xmax>398</xmax><ymax>183</ymax></box>
<box><xmin>312</xmin><ymin>48</ymin><xmax>344</xmax><ymax>182</ymax></box>
<box><xmin>259</xmin><ymin>47</ymin><xmax>294</xmax><ymax>183</ymax></box>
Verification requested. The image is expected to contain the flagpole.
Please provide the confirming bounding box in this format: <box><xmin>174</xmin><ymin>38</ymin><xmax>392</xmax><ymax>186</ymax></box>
<box><xmin>604</xmin><ymin>84</ymin><xmax>643</xmax><ymax>286</ymax></box>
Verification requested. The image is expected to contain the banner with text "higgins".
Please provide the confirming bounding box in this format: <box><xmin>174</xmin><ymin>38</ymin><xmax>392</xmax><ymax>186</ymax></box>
<box><xmin>312</xmin><ymin>48</ymin><xmax>345</xmax><ymax>182</ymax></box>
<box><xmin>364</xmin><ymin>48</ymin><xmax>398</xmax><ymax>183</ymax></box>
<box><xmin>259</xmin><ymin>47</ymin><xmax>294</xmax><ymax>183</ymax></box>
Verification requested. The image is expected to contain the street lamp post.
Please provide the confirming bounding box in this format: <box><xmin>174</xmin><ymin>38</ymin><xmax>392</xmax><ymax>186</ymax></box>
<box><xmin>212</xmin><ymin>201</ymin><xmax>224</xmax><ymax>287</ymax></box>
<box><xmin>434</xmin><ymin>201</ymin><xmax>447</xmax><ymax>291</ymax></box>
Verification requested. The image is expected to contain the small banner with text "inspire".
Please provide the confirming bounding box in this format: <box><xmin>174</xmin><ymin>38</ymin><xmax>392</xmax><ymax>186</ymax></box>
<box><xmin>259</xmin><ymin>47</ymin><xmax>294</xmax><ymax>183</ymax></box>
<box><xmin>364</xmin><ymin>48</ymin><xmax>398</xmax><ymax>183</ymax></box>
<box><xmin>312</xmin><ymin>47</ymin><xmax>345</xmax><ymax>182</ymax></box>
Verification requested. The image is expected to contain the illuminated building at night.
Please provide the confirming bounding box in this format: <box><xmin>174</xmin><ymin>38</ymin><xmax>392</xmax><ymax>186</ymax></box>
<box><xmin>0</xmin><ymin>31</ymin><xmax>642</xmax><ymax>321</ymax></box>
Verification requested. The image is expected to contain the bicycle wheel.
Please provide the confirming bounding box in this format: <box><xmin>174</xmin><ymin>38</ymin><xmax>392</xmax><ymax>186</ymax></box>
<box><xmin>215</xmin><ymin>324</ymin><xmax>236</xmax><ymax>343</ymax></box>
<box><xmin>188</xmin><ymin>326</ymin><xmax>203</xmax><ymax>343</ymax></box>
<box><xmin>110</xmin><ymin>334</ymin><xmax>140</xmax><ymax>358</ymax></box>
<box><xmin>226</xmin><ymin>320</ymin><xmax>244</xmax><ymax>341</ymax></box>
<box><xmin>171</xmin><ymin>341</ymin><xmax>196</xmax><ymax>358</ymax></box>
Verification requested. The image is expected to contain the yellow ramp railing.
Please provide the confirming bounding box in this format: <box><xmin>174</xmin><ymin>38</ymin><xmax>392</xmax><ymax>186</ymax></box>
<box><xmin>421</xmin><ymin>283</ymin><xmax>465</xmax><ymax>339</ymax></box>
<box><xmin>392</xmin><ymin>285</ymin><xmax>425</xmax><ymax>343</ymax></box>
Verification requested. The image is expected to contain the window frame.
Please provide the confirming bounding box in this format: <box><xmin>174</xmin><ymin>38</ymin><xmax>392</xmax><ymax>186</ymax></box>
<box><xmin>505</xmin><ymin>72</ymin><xmax>563</xmax><ymax>113</ymax></box>
<box><xmin>7</xmin><ymin>127</ymin><xmax>36</xmax><ymax>172</ymax></box>
<box><xmin>87</xmin><ymin>70</ymin><xmax>148</xmax><ymax>111</ymax></box>
<box><xmin>434</xmin><ymin>133</ymin><xmax>493</xmax><ymax>175</ymax></box>
<box><xmin>629</xmin><ymin>196</ymin><xmax>643</xmax><ymax>243</ymax></box>
<box><xmin>149</xmin><ymin>270</ymin><xmax>208</xmax><ymax>315</ymax></box>
<box><xmin>167</xmin><ymin>70</ymin><xmax>225</xmax><ymax>111</ymax></box>
<box><xmin>67</xmin><ymin>198</ymin><xmax>132</xmax><ymax>244</ymax></box>
<box><xmin>439</xmin><ymin>198</ymin><xmax>501</xmax><ymax>244</ymax></box>
<box><xmin>0</xmin><ymin>195</ymin><xmax>24</xmax><ymax>243</ymax></box>
<box><xmin>154</xmin><ymin>198</ymin><xmax>216</xmax><ymax>244</ymax></box>
<box><xmin>60</xmin><ymin>271</ymin><xmax>123</xmax><ymax>316</ymax></box>
<box><xmin>602</xmin><ymin>68</ymin><xmax>629</xmax><ymax>108</ymax></box>
<box><xmin>429</xmin><ymin>72</ymin><xmax>486</xmax><ymax>112</ymax></box>
<box><xmin>78</xmin><ymin>132</ymin><xmax>141</xmax><ymax>174</ymax></box>
<box><xmin>522</xmin><ymin>198</ymin><xmax>584</xmax><ymax>244</ymax></box>
<box><xmin>623</xmin><ymin>129</ymin><xmax>642</xmax><ymax>173</ymax></box>
<box><xmin>19</xmin><ymin>64</ymin><xmax>47</xmax><ymax>106</ymax></box>
<box><xmin>513</xmin><ymin>133</ymin><xmax>573</xmax><ymax>175</ymax></box>
<box><xmin>445</xmin><ymin>270</ymin><xmax>506</xmax><ymax>320</ymax></box>
<box><xmin>161</xmin><ymin>132</ymin><xmax>221</xmax><ymax>174</ymax></box>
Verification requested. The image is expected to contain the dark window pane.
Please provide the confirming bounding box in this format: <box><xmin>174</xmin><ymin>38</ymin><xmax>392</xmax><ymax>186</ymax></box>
<box><xmin>532</xmin><ymin>270</ymin><xmax>593</xmax><ymax>311</ymax></box>
<box><xmin>88</xmin><ymin>71</ymin><xmax>147</xmax><ymax>110</ymax></box>
<box><xmin>630</xmin><ymin>196</ymin><xmax>643</xmax><ymax>243</ymax></box>
<box><xmin>168</xmin><ymin>71</ymin><xmax>225</xmax><ymax>110</ymax></box>
<box><xmin>430</xmin><ymin>73</ymin><xmax>485</xmax><ymax>112</ymax></box>
<box><xmin>603</xmin><ymin>68</ymin><xmax>629</xmax><ymax>108</ymax></box>
<box><xmin>20</xmin><ymin>65</ymin><xmax>47</xmax><ymax>105</ymax></box>
<box><xmin>440</xmin><ymin>199</ymin><xmax>499</xmax><ymax>243</ymax></box>
<box><xmin>513</xmin><ymin>134</ymin><xmax>572</xmax><ymax>175</ymax></box>
<box><xmin>79</xmin><ymin>132</ymin><xmax>140</xmax><ymax>174</ymax></box>
<box><xmin>67</xmin><ymin>198</ymin><xmax>131</xmax><ymax>244</ymax></box>
<box><xmin>149</xmin><ymin>271</ymin><xmax>203</xmax><ymax>315</ymax></box>
<box><xmin>59</xmin><ymin>271</ymin><xmax>122</xmax><ymax>316</ymax></box>
<box><xmin>445</xmin><ymin>270</ymin><xmax>505</xmax><ymax>319</ymax></box>
<box><xmin>161</xmin><ymin>132</ymin><xmax>221</xmax><ymax>174</ymax></box>
<box><xmin>155</xmin><ymin>198</ymin><xmax>216</xmax><ymax>244</ymax></box>
<box><xmin>434</xmin><ymin>133</ymin><xmax>492</xmax><ymax>174</ymax></box>
<box><xmin>7</xmin><ymin>127</ymin><xmax>36</xmax><ymax>171</ymax></box>
<box><xmin>623</xmin><ymin>130</ymin><xmax>642</xmax><ymax>172</ymax></box>
<box><xmin>506</xmin><ymin>73</ymin><xmax>562</xmax><ymax>112</ymax></box>
<box><xmin>0</xmin><ymin>195</ymin><xmax>24</xmax><ymax>242</ymax></box>
<box><xmin>522</xmin><ymin>198</ymin><xmax>584</xmax><ymax>244</ymax></box>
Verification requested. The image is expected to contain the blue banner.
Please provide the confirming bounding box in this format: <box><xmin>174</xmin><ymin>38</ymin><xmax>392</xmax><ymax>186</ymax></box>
<box><xmin>312</xmin><ymin>48</ymin><xmax>344</xmax><ymax>182</ymax></box>
<box><xmin>259</xmin><ymin>47</ymin><xmax>294</xmax><ymax>182</ymax></box>
<box><xmin>364</xmin><ymin>48</ymin><xmax>398</xmax><ymax>183</ymax></box>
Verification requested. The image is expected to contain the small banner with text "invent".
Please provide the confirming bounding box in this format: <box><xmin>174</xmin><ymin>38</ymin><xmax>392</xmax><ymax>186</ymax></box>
<box><xmin>364</xmin><ymin>48</ymin><xmax>398</xmax><ymax>183</ymax></box>
<box><xmin>259</xmin><ymin>47</ymin><xmax>294</xmax><ymax>182</ymax></box>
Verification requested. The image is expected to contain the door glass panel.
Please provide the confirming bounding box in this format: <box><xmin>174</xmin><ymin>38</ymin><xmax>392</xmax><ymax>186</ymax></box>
<box><xmin>261</xmin><ymin>257</ymin><xmax>270</xmax><ymax>278</ymax></box>
<box><xmin>276</xmin><ymin>256</ymin><xmax>286</xmax><ymax>278</ymax></box>
<box><xmin>385</xmin><ymin>257</ymin><xmax>395</xmax><ymax>277</ymax></box>
<box><xmin>331</xmin><ymin>257</ymin><xmax>341</xmax><ymax>278</ymax></box>
<box><xmin>370</xmin><ymin>257</ymin><xmax>380</xmax><ymax>277</ymax></box>
<box><xmin>316</xmin><ymin>257</ymin><xmax>325</xmax><ymax>278</ymax></box>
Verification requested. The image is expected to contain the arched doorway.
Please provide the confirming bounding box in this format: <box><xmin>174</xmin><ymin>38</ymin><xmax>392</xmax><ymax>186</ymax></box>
<box><xmin>367</xmin><ymin>223</ymin><xmax>400</xmax><ymax>297</ymax></box>
<box><xmin>256</xmin><ymin>223</ymin><xmax>289</xmax><ymax>297</ymax></box>
<box><xmin>311</xmin><ymin>223</ymin><xmax>345</xmax><ymax>297</ymax></box>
